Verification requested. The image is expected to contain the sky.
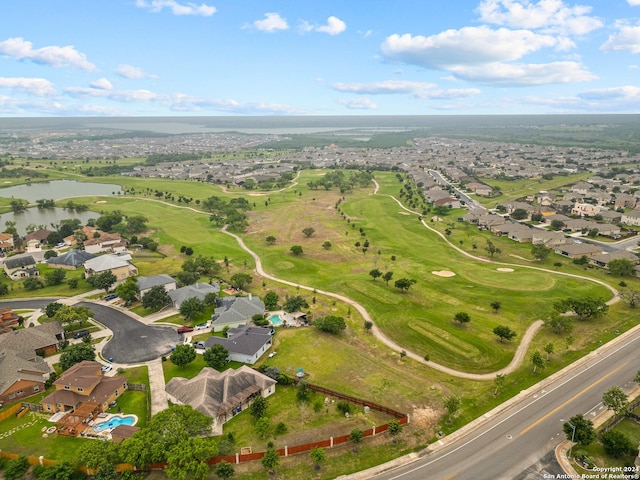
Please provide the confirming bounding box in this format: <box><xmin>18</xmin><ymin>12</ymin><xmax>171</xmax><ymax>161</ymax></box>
<box><xmin>2</xmin><ymin>0</ymin><xmax>640</xmax><ymax>117</ymax></box>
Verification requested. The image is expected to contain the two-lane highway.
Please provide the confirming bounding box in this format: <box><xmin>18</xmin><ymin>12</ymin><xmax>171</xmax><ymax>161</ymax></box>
<box><xmin>369</xmin><ymin>330</ymin><xmax>640</xmax><ymax>480</ymax></box>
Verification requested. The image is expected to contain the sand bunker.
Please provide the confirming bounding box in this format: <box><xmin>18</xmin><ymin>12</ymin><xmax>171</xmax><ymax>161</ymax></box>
<box><xmin>497</xmin><ymin>268</ymin><xmax>514</xmax><ymax>272</ymax></box>
<box><xmin>95</xmin><ymin>200</ymin><xmax>107</xmax><ymax>204</ymax></box>
<box><xmin>432</xmin><ymin>270</ymin><xmax>456</xmax><ymax>277</ymax></box>
<box><xmin>398</xmin><ymin>211</ymin><xmax>410</xmax><ymax>215</ymax></box>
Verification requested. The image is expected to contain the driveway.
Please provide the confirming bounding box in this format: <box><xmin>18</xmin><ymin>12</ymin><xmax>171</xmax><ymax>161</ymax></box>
<box><xmin>1</xmin><ymin>298</ymin><xmax>181</xmax><ymax>364</ymax></box>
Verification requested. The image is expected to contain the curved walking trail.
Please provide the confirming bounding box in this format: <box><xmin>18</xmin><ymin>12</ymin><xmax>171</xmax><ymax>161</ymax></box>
<box><xmin>221</xmin><ymin>179</ymin><xmax>620</xmax><ymax>381</ymax></box>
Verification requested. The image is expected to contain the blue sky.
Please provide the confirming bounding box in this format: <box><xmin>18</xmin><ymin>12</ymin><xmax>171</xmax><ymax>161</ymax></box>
<box><xmin>2</xmin><ymin>0</ymin><xmax>640</xmax><ymax>116</ymax></box>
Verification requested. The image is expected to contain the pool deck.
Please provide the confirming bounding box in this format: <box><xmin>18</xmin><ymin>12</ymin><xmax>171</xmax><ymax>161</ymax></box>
<box><xmin>268</xmin><ymin>310</ymin><xmax>303</xmax><ymax>327</ymax></box>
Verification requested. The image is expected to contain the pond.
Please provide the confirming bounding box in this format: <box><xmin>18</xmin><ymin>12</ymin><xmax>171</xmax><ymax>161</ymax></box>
<box><xmin>0</xmin><ymin>207</ymin><xmax>99</xmax><ymax>235</ymax></box>
<box><xmin>0</xmin><ymin>180</ymin><xmax>123</xmax><ymax>203</ymax></box>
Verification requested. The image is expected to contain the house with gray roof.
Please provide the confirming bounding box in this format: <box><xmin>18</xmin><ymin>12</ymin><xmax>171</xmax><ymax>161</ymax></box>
<box><xmin>165</xmin><ymin>365</ymin><xmax>276</xmax><ymax>430</ymax></box>
<box><xmin>137</xmin><ymin>274</ymin><xmax>177</xmax><ymax>298</ymax></box>
<box><xmin>47</xmin><ymin>249</ymin><xmax>97</xmax><ymax>270</ymax></box>
<box><xmin>84</xmin><ymin>254</ymin><xmax>138</xmax><ymax>281</ymax></box>
<box><xmin>204</xmin><ymin>325</ymin><xmax>273</xmax><ymax>364</ymax></box>
<box><xmin>3</xmin><ymin>254</ymin><xmax>39</xmax><ymax>280</ymax></box>
<box><xmin>168</xmin><ymin>282</ymin><xmax>219</xmax><ymax>309</ymax></box>
<box><xmin>0</xmin><ymin>322</ymin><xmax>64</xmax><ymax>405</ymax></box>
<box><xmin>211</xmin><ymin>294</ymin><xmax>265</xmax><ymax>332</ymax></box>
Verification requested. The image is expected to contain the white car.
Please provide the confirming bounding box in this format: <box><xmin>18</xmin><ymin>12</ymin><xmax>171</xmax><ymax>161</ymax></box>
<box><xmin>195</xmin><ymin>323</ymin><xmax>209</xmax><ymax>330</ymax></box>
<box><xmin>101</xmin><ymin>364</ymin><xmax>113</xmax><ymax>372</ymax></box>
<box><xmin>268</xmin><ymin>351</ymin><xmax>277</xmax><ymax>358</ymax></box>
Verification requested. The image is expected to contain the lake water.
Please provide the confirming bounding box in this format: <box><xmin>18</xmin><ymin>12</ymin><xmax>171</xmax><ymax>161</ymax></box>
<box><xmin>0</xmin><ymin>180</ymin><xmax>123</xmax><ymax>203</ymax></box>
<box><xmin>0</xmin><ymin>207</ymin><xmax>98</xmax><ymax>235</ymax></box>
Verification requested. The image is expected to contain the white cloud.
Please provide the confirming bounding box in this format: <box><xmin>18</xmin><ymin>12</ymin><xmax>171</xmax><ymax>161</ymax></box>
<box><xmin>578</xmin><ymin>85</ymin><xmax>640</xmax><ymax>101</ymax></box>
<box><xmin>117</xmin><ymin>64</ymin><xmax>158</xmax><ymax>79</ymax></box>
<box><xmin>381</xmin><ymin>27</ymin><xmax>594</xmax><ymax>85</ymax></box>
<box><xmin>628</xmin><ymin>0</ymin><xmax>640</xmax><ymax>6</ymax></box>
<box><xmin>90</xmin><ymin>78</ymin><xmax>113</xmax><ymax>90</ymax></box>
<box><xmin>0</xmin><ymin>77</ymin><xmax>56</xmax><ymax>96</ymax></box>
<box><xmin>332</xmin><ymin>80</ymin><xmax>481</xmax><ymax>99</ymax></box>
<box><xmin>601</xmin><ymin>26</ymin><xmax>640</xmax><ymax>54</ymax></box>
<box><xmin>316</xmin><ymin>16</ymin><xmax>347</xmax><ymax>35</ymax></box>
<box><xmin>253</xmin><ymin>13</ymin><xmax>288</xmax><ymax>32</ymax></box>
<box><xmin>0</xmin><ymin>37</ymin><xmax>96</xmax><ymax>71</ymax></box>
<box><xmin>448</xmin><ymin>61</ymin><xmax>595</xmax><ymax>85</ymax></box>
<box><xmin>135</xmin><ymin>0</ymin><xmax>216</xmax><ymax>16</ymax></box>
<box><xmin>477</xmin><ymin>0</ymin><xmax>602</xmax><ymax>35</ymax></box>
<box><xmin>338</xmin><ymin>98</ymin><xmax>378</xmax><ymax>110</ymax></box>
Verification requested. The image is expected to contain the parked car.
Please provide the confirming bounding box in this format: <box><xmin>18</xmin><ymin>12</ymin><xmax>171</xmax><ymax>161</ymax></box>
<box><xmin>195</xmin><ymin>323</ymin><xmax>209</xmax><ymax>330</ymax></box>
<box><xmin>101</xmin><ymin>364</ymin><xmax>112</xmax><ymax>372</ymax></box>
<box><xmin>104</xmin><ymin>293</ymin><xmax>118</xmax><ymax>301</ymax></box>
<box><xmin>73</xmin><ymin>329</ymin><xmax>90</xmax><ymax>339</ymax></box>
<box><xmin>177</xmin><ymin>326</ymin><xmax>194</xmax><ymax>334</ymax></box>
<box><xmin>193</xmin><ymin>341</ymin><xmax>206</xmax><ymax>349</ymax></box>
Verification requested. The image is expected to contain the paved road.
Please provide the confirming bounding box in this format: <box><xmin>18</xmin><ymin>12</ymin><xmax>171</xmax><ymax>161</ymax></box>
<box><xmin>0</xmin><ymin>298</ymin><xmax>180</xmax><ymax>364</ymax></box>
<box><xmin>348</xmin><ymin>327</ymin><xmax>640</xmax><ymax>480</ymax></box>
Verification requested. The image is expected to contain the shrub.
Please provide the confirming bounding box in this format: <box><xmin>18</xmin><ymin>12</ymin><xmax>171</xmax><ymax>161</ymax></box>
<box><xmin>337</xmin><ymin>401</ymin><xmax>352</xmax><ymax>415</ymax></box>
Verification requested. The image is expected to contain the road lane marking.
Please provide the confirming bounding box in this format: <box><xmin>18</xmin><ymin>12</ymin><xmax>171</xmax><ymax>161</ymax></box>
<box><xmin>519</xmin><ymin>361</ymin><xmax>628</xmax><ymax>436</ymax></box>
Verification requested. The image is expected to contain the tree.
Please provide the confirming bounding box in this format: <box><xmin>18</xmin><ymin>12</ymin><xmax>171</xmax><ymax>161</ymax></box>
<box><xmin>511</xmin><ymin>208</ymin><xmax>528</xmax><ymax>220</ymax></box>
<box><xmin>214</xmin><ymin>461</ymin><xmax>235</xmax><ymax>479</ymax></box>
<box><xmin>545</xmin><ymin>314</ymin><xmax>574</xmax><ymax>334</ymax></box>
<box><xmin>264</xmin><ymin>291</ymin><xmax>279</xmax><ymax>310</ymax></box>
<box><xmin>550</xmin><ymin>219</ymin><xmax>565</xmax><ymax>230</ymax></box>
<box><xmin>493</xmin><ymin>325</ymin><xmax>516</xmax><ymax>342</ymax></box>
<box><xmin>250</xmin><ymin>395</ymin><xmax>269</xmax><ymax>420</ymax></box>
<box><xmin>54</xmin><ymin>305</ymin><xmax>93</xmax><ymax>329</ymax></box>
<box><xmin>126</xmin><ymin>215</ymin><xmax>148</xmax><ymax>233</ymax></box>
<box><xmin>369</xmin><ymin>268</ymin><xmax>382</xmax><ymax>281</ymax></box>
<box><xmin>493</xmin><ymin>373</ymin><xmax>506</xmax><ymax>396</ymax></box>
<box><xmin>543</xmin><ymin>342</ymin><xmax>554</xmax><ymax>360</ymax></box>
<box><xmin>115</xmin><ymin>277</ymin><xmax>139</xmax><ymax>304</ymax></box>
<box><xmin>290</xmin><ymin>245</ymin><xmax>303</xmax><ymax>256</ymax></box>
<box><xmin>302</xmin><ymin>227</ymin><xmax>315</xmax><ymax>237</ymax></box>
<box><xmin>309</xmin><ymin>447</ymin><xmax>325</xmax><ymax>470</ymax></box>
<box><xmin>261</xmin><ymin>447</ymin><xmax>279</xmax><ymax>473</ymax></box>
<box><xmin>24</xmin><ymin>277</ymin><xmax>44</xmax><ymax>290</ymax></box>
<box><xmin>350</xmin><ymin>428</ymin><xmax>364</xmax><ymax>443</ymax></box>
<box><xmin>563</xmin><ymin>414</ymin><xmax>595</xmax><ymax>446</ymax></box>
<box><xmin>531</xmin><ymin>244</ymin><xmax>550</xmax><ymax>262</ymax></box>
<box><xmin>314</xmin><ymin>315</ymin><xmax>346</xmax><ymax>334</ymax></box>
<box><xmin>36</xmin><ymin>460</ymin><xmax>76</xmax><ymax>480</ymax></box>
<box><xmin>490</xmin><ymin>301</ymin><xmax>501</xmax><ymax>313</ymax></box>
<box><xmin>203</xmin><ymin>344</ymin><xmax>229</xmax><ymax>370</ymax></box>
<box><xmin>3</xmin><ymin>455</ymin><xmax>30</xmax><ymax>480</ymax></box>
<box><xmin>394</xmin><ymin>278</ymin><xmax>416</xmax><ymax>292</ymax></box>
<box><xmin>364</xmin><ymin>320</ymin><xmax>373</xmax><ymax>332</ymax></box>
<box><xmin>43</xmin><ymin>249</ymin><xmax>58</xmax><ymax>259</ymax></box>
<box><xmin>170</xmin><ymin>344</ymin><xmax>196</xmax><ymax>369</ymax></box>
<box><xmin>601</xmin><ymin>430</ymin><xmax>635</xmax><ymax>458</ymax></box>
<box><xmin>444</xmin><ymin>395</ymin><xmax>461</xmax><ymax>421</ymax></box>
<box><xmin>180</xmin><ymin>297</ymin><xmax>206</xmax><ymax>321</ymax></box>
<box><xmin>387</xmin><ymin>420</ymin><xmax>402</xmax><ymax>441</ymax></box>
<box><xmin>175</xmin><ymin>270</ymin><xmax>199</xmax><ymax>286</ymax></box>
<box><xmin>165</xmin><ymin>436</ymin><xmax>217</xmax><ymax>480</ymax></box>
<box><xmin>322</xmin><ymin>240</ymin><xmax>332</xmax><ymax>250</ymax></box>
<box><xmin>255</xmin><ymin>417</ymin><xmax>271</xmax><ymax>439</ymax></box>
<box><xmin>296</xmin><ymin>380</ymin><xmax>311</xmax><ymax>402</ymax></box>
<box><xmin>77</xmin><ymin>432</ymin><xmax>121</xmax><ymax>473</ymax></box>
<box><xmin>620</xmin><ymin>288</ymin><xmax>640</xmax><ymax>308</ymax></box>
<box><xmin>485</xmin><ymin>239</ymin><xmax>501</xmax><ymax>257</ymax></box>
<box><xmin>382</xmin><ymin>271</ymin><xmax>394</xmax><ymax>286</ymax></box>
<box><xmin>635</xmin><ymin>370</ymin><xmax>640</xmax><ymax>384</ymax></box>
<box><xmin>265</xmin><ymin>235</ymin><xmax>276</xmax><ymax>245</ymax></box>
<box><xmin>602</xmin><ymin>386</ymin><xmax>629</xmax><ymax>416</ymax></box>
<box><xmin>454</xmin><ymin>312</ymin><xmax>471</xmax><ymax>325</ymax></box>
<box><xmin>230</xmin><ymin>273</ymin><xmax>252</xmax><ymax>290</ymax></box>
<box><xmin>554</xmin><ymin>297</ymin><xmax>608</xmax><ymax>321</ymax></box>
<box><xmin>282</xmin><ymin>295</ymin><xmax>309</xmax><ymax>312</ymax></box>
<box><xmin>530</xmin><ymin>350</ymin><xmax>545</xmax><ymax>373</ymax></box>
<box><xmin>90</xmin><ymin>270</ymin><xmax>117</xmax><ymax>293</ymax></box>
<box><xmin>608</xmin><ymin>259</ymin><xmax>636</xmax><ymax>277</ymax></box>
<box><xmin>142</xmin><ymin>285</ymin><xmax>171</xmax><ymax>311</ymax></box>
<box><xmin>45</xmin><ymin>301</ymin><xmax>64</xmax><ymax>318</ymax></box>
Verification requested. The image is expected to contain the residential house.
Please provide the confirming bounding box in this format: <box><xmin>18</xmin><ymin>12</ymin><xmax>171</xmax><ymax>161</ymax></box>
<box><xmin>571</xmin><ymin>203</ymin><xmax>601</xmax><ymax>217</ymax></box>
<box><xmin>47</xmin><ymin>249</ymin><xmax>97</xmax><ymax>270</ymax></box>
<box><xmin>0</xmin><ymin>322</ymin><xmax>64</xmax><ymax>405</ymax></box>
<box><xmin>531</xmin><ymin>230</ymin><xmax>569</xmax><ymax>247</ymax></box>
<box><xmin>563</xmin><ymin>219</ymin><xmax>597</xmax><ymax>233</ymax></box>
<box><xmin>40</xmin><ymin>360</ymin><xmax>128</xmax><ymax>414</ymax></box>
<box><xmin>589</xmin><ymin>251</ymin><xmax>640</xmax><ymax>269</ymax></box>
<box><xmin>0</xmin><ymin>233</ymin><xmax>15</xmax><ymax>254</ymax></box>
<box><xmin>621</xmin><ymin>211</ymin><xmax>640</xmax><ymax>227</ymax></box>
<box><xmin>211</xmin><ymin>294</ymin><xmax>266</xmax><ymax>332</ymax></box>
<box><xmin>137</xmin><ymin>274</ymin><xmax>177</xmax><ymax>298</ymax></box>
<box><xmin>83</xmin><ymin>254</ymin><xmax>138</xmax><ymax>281</ymax></box>
<box><xmin>598</xmin><ymin>209</ymin><xmax>623</xmax><ymax>224</ymax></box>
<box><xmin>165</xmin><ymin>365</ymin><xmax>276</xmax><ymax>429</ymax></box>
<box><xmin>3</xmin><ymin>255</ymin><xmax>39</xmax><ymax>280</ymax></box>
<box><xmin>571</xmin><ymin>182</ymin><xmax>593</xmax><ymax>195</ymax></box>
<box><xmin>0</xmin><ymin>307</ymin><xmax>20</xmax><ymax>334</ymax></box>
<box><xmin>204</xmin><ymin>325</ymin><xmax>273</xmax><ymax>364</ymax></box>
<box><xmin>508</xmin><ymin>227</ymin><xmax>535</xmax><ymax>243</ymax></box>
<box><xmin>24</xmin><ymin>230</ymin><xmax>52</xmax><ymax>253</ymax></box>
<box><xmin>614</xmin><ymin>193</ymin><xmax>636</xmax><ymax>210</ymax></box>
<box><xmin>84</xmin><ymin>233</ymin><xmax>127</xmax><ymax>254</ymax></box>
<box><xmin>554</xmin><ymin>242</ymin><xmax>602</xmax><ymax>259</ymax></box>
<box><xmin>168</xmin><ymin>282</ymin><xmax>219</xmax><ymax>309</ymax></box>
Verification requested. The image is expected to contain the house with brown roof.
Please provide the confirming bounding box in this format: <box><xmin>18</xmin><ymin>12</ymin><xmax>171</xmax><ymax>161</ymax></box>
<box><xmin>41</xmin><ymin>360</ymin><xmax>128</xmax><ymax>415</ymax></box>
<box><xmin>84</xmin><ymin>233</ymin><xmax>127</xmax><ymax>254</ymax></box>
<box><xmin>0</xmin><ymin>307</ymin><xmax>20</xmax><ymax>334</ymax></box>
<box><xmin>25</xmin><ymin>229</ymin><xmax>52</xmax><ymax>253</ymax></box>
<box><xmin>554</xmin><ymin>242</ymin><xmax>602</xmax><ymax>259</ymax></box>
<box><xmin>84</xmin><ymin>254</ymin><xmax>138</xmax><ymax>281</ymax></box>
<box><xmin>0</xmin><ymin>232</ymin><xmax>15</xmax><ymax>254</ymax></box>
<box><xmin>165</xmin><ymin>365</ymin><xmax>276</xmax><ymax>430</ymax></box>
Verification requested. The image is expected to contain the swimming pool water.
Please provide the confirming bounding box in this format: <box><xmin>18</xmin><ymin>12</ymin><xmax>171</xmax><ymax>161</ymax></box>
<box><xmin>269</xmin><ymin>314</ymin><xmax>283</xmax><ymax>326</ymax></box>
<box><xmin>93</xmin><ymin>414</ymin><xmax>136</xmax><ymax>432</ymax></box>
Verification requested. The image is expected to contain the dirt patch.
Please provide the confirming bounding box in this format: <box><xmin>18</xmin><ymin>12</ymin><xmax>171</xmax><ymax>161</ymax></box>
<box><xmin>411</xmin><ymin>406</ymin><xmax>441</xmax><ymax>430</ymax></box>
<box><xmin>398</xmin><ymin>211</ymin><xmax>410</xmax><ymax>215</ymax></box>
<box><xmin>497</xmin><ymin>267</ymin><xmax>514</xmax><ymax>272</ymax></box>
<box><xmin>95</xmin><ymin>200</ymin><xmax>107</xmax><ymax>204</ymax></box>
<box><xmin>432</xmin><ymin>270</ymin><xmax>455</xmax><ymax>277</ymax></box>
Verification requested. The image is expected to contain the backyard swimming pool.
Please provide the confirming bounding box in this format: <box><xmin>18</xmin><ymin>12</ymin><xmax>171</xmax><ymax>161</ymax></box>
<box><xmin>269</xmin><ymin>314</ymin><xmax>283</xmax><ymax>326</ymax></box>
<box><xmin>93</xmin><ymin>414</ymin><xmax>137</xmax><ymax>433</ymax></box>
